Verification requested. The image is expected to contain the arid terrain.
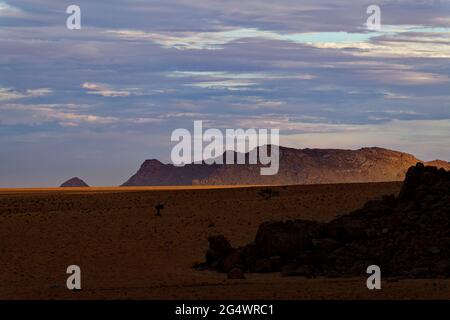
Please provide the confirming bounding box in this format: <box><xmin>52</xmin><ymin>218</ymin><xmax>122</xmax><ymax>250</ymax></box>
<box><xmin>1</xmin><ymin>182</ymin><xmax>450</xmax><ymax>299</ymax></box>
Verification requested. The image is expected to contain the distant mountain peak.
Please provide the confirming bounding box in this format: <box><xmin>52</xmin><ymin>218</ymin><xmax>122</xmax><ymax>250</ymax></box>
<box><xmin>143</xmin><ymin>159</ymin><xmax>164</xmax><ymax>166</ymax></box>
<box><xmin>60</xmin><ymin>177</ymin><xmax>89</xmax><ymax>188</ymax></box>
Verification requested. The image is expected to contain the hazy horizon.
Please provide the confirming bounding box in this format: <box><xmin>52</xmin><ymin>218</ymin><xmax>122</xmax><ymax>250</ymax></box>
<box><xmin>1</xmin><ymin>0</ymin><xmax>450</xmax><ymax>187</ymax></box>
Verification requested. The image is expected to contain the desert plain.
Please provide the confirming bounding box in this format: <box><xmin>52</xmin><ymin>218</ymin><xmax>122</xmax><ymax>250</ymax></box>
<box><xmin>1</xmin><ymin>182</ymin><xmax>450</xmax><ymax>299</ymax></box>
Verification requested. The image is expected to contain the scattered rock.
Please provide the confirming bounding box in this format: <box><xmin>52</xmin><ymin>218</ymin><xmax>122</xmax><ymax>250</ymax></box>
<box><xmin>428</xmin><ymin>247</ymin><xmax>440</xmax><ymax>255</ymax></box>
<box><xmin>222</xmin><ymin>250</ymin><xmax>241</xmax><ymax>272</ymax></box>
<box><xmin>435</xmin><ymin>260</ymin><xmax>450</xmax><ymax>276</ymax></box>
<box><xmin>281</xmin><ymin>263</ymin><xmax>300</xmax><ymax>277</ymax></box>
<box><xmin>206</xmin><ymin>235</ymin><xmax>234</xmax><ymax>271</ymax></box>
<box><xmin>312</xmin><ymin>238</ymin><xmax>341</xmax><ymax>252</ymax></box>
<box><xmin>281</xmin><ymin>264</ymin><xmax>313</xmax><ymax>277</ymax></box>
<box><xmin>200</xmin><ymin>164</ymin><xmax>450</xmax><ymax>279</ymax></box>
<box><xmin>228</xmin><ymin>267</ymin><xmax>245</xmax><ymax>279</ymax></box>
<box><xmin>269</xmin><ymin>256</ymin><xmax>282</xmax><ymax>271</ymax></box>
<box><xmin>254</xmin><ymin>259</ymin><xmax>272</xmax><ymax>273</ymax></box>
<box><xmin>410</xmin><ymin>267</ymin><xmax>430</xmax><ymax>278</ymax></box>
<box><xmin>192</xmin><ymin>262</ymin><xmax>209</xmax><ymax>271</ymax></box>
<box><xmin>208</xmin><ymin>235</ymin><xmax>233</xmax><ymax>256</ymax></box>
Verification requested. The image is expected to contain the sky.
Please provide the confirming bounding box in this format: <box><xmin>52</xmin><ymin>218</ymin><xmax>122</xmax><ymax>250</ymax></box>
<box><xmin>0</xmin><ymin>0</ymin><xmax>449</xmax><ymax>187</ymax></box>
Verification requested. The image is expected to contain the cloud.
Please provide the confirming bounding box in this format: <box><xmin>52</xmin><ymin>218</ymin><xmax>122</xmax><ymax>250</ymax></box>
<box><xmin>167</xmin><ymin>71</ymin><xmax>314</xmax><ymax>90</ymax></box>
<box><xmin>227</xmin><ymin>96</ymin><xmax>286</xmax><ymax>109</ymax></box>
<box><xmin>325</xmin><ymin>60</ymin><xmax>450</xmax><ymax>85</ymax></box>
<box><xmin>82</xmin><ymin>82</ymin><xmax>131</xmax><ymax>97</ymax></box>
<box><xmin>0</xmin><ymin>87</ymin><xmax>52</xmax><ymax>101</ymax></box>
<box><xmin>188</xmin><ymin>80</ymin><xmax>258</xmax><ymax>91</ymax></box>
<box><xmin>0</xmin><ymin>1</ymin><xmax>22</xmax><ymax>17</ymax></box>
<box><xmin>313</xmin><ymin>37</ymin><xmax>450</xmax><ymax>58</ymax></box>
<box><xmin>0</xmin><ymin>103</ymin><xmax>165</xmax><ymax>127</ymax></box>
<box><xmin>107</xmin><ymin>25</ymin><xmax>450</xmax><ymax>58</ymax></box>
<box><xmin>0</xmin><ymin>103</ymin><xmax>119</xmax><ymax>126</ymax></box>
<box><xmin>168</xmin><ymin>71</ymin><xmax>314</xmax><ymax>80</ymax></box>
<box><xmin>107</xmin><ymin>28</ymin><xmax>376</xmax><ymax>50</ymax></box>
<box><xmin>362</xmin><ymin>69</ymin><xmax>449</xmax><ymax>85</ymax></box>
<box><xmin>381</xmin><ymin>92</ymin><xmax>413</xmax><ymax>100</ymax></box>
<box><xmin>434</xmin><ymin>17</ymin><xmax>450</xmax><ymax>25</ymax></box>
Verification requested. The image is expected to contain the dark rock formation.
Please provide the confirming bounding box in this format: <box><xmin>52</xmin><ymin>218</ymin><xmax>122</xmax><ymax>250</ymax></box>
<box><xmin>122</xmin><ymin>159</ymin><xmax>219</xmax><ymax>186</ymax></box>
<box><xmin>122</xmin><ymin>146</ymin><xmax>450</xmax><ymax>186</ymax></box>
<box><xmin>202</xmin><ymin>164</ymin><xmax>450</xmax><ymax>278</ymax></box>
<box><xmin>60</xmin><ymin>177</ymin><xmax>89</xmax><ymax>188</ymax></box>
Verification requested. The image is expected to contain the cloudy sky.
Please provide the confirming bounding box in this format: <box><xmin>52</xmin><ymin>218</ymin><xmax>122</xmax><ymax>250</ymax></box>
<box><xmin>0</xmin><ymin>0</ymin><xmax>449</xmax><ymax>187</ymax></box>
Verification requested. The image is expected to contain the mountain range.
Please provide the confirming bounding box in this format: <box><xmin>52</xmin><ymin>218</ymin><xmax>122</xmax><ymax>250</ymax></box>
<box><xmin>121</xmin><ymin>146</ymin><xmax>450</xmax><ymax>186</ymax></box>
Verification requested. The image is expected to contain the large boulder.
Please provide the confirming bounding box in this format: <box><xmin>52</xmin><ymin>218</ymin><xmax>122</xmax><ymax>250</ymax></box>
<box><xmin>254</xmin><ymin>220</ymin><xmax>324</xmax><ymax>258</ymax></box>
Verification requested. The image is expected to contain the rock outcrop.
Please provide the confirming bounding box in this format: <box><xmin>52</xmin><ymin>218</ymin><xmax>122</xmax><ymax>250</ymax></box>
<box><xmin>201</xmin><ymin>163</ymin><xmax>450</xmax><ymax>278</ymax></box>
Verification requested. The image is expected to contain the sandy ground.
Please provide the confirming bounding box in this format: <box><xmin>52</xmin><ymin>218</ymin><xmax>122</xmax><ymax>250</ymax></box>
<box><xmin>2</xmin><ymin>181</ymin><xmax>449</xmax><ymax>299</ymax></box>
